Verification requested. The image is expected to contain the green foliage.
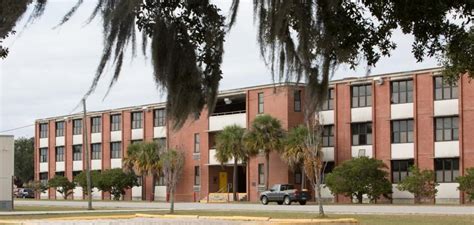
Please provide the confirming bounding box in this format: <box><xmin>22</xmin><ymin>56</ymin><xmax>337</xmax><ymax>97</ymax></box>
<box><xmin>48</xmin><ymin>176</ymin><xmax>76</xmax><ymax>199</ymax></box>
<box><xmin>325</xmin><ymin>157</ymin><xmax>392</xmax><ymax>203</ymax></box>
<box><xmin>124</xmin><ymin>141</ymin><xmax>162</xmax><ymax>177</ymax></box>
<box><xmin>97</xmin><ymin>168</ymin><xmax>138</xmax><ymax>201</ymax></box>
<box><xmin>160</xmin><ymin>149</ymin><xmax>185</xmax><ymax>214</ymax></box>
<box><xmin>442</xmin><ymin>27</ymin><xmax>474</xmax><ymax>84</ymax></box>
<box><xmin>245</xmin><ymin>114</ymin><xmax>285</xmax><ymax>189</ymax></box>
<box><xmin>73</xmin><ymin>170</ymin><xmax>101</xmax><ymax>194</ymax></box>
<box><xmin>456</xmin><ymin>168</ymin><xmax>474</xmax><ymax>201</ymax></box>
<box><xmin>24</xmin><ymin>180</ymin><xmax>47</xmax><ymax>194</ymax></box>
<box><xmin>397</xmin><ymin>166</ymin><xmax>438</xmax><ymax>204</ymax></box>
<box><xmin>14</xmin><ymin>137</ymin><xmax>34</xmax><ymax>185</ymax></box>
<box><xmin>215</xmin><ymin>125</ymin><xmax>248</xmax><ymax>165</ymax></box>
<box><xmin>282</xmin><ymin>125</ymin><xmax>308</xmax><ymax>170</ymax></box>
<box><xmin>215</xmin><ymin>124</ymin><xmax>247</xmax><ymax>200</ymax></box>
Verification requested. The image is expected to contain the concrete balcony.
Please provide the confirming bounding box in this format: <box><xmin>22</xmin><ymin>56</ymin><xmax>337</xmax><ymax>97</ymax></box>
<box><xmin>318</xmin><ymin>110</ymin><xmax>335</xmax><ymax>125</ymax></box>
<box><xmin>73</xmin><ymin>135</ymin><xmax>82</xmax><ymax>145</ymax></box>
<box><xmin>154</xmin><ymin>126</ymin><xmax>166</xmax><ymax>138</ymax></box>
<box><xmin>435</xmin><ymin>141</ymin><xmax>459</xmax><ymax>158</ymax></box>
<box><xmin>209</xmin><ymin>111</ymin><xmax>246</xmax><ymax>132</ymax></box>
<box><xmin>391</xmin><ymin>143</ymin><xmax>414</xmax><ymax>159</ymax></box>
<box><xmin>351</xmin><ymin>107</ymin><xmax>372</xmax><ymax>122</ymax></box>
<box><xmin>131</xmin><ymin>129</ymin><xmax>143</xmax><ymax>140</ymax></box>
<box><xmin>351</xmin><ymin>145</ymin><xmax>373</xmax><ymax>158</ymax></box>
<box><xmin>91</xmin><ymin>133</ymin><xmax>102</xmax><ymax>143</ymax></box>
<box><xmin>111</xmin><ymin>158</ymin><xmax>122</xmax><ymax>169</ymax></box>
<box><xmin>55</xmin><ymin>162</ymin><xmax>65</xmax><ymax>172</ymax></box>
<box><xmin>111</xmin><ymin>131</ymin><xmax>122</xmax><ymax>142</ymax></box>
<box><xmin>391</xmin><ymin>103</ymin><xmax>413</xmax><ymax>119</ymax></box>
<box><xmin>39</xmin><ymin>162</ymin><xmax>48</xmax><ymax>172</ymax></box>
<box><xmin>434</xmin><ymin>99</ymin><xmax>458</xmax><ymax>116</ymax></box>
<box><xmin>73</xmin><ymin>161</ymin><xmax>83</xmax><ymax>171</ymax></box>
<box><xmin>208</xmin><ymin>149</ymin><xmax>241</xmax><ymax>165</ymax></box>
<box><xmin>91</xmin><ymin>159</ymin><xmax>102</xmax><ymax>170</ymax></box>
<box><xmin>39</xmin><ymin>138</ymin><xmax>48</xmax><ymax>148</ymax></box>
<box><xmin>55</xmin><ymin>136</ymin><xmax>65</xmax><ymax>146</ymax></box>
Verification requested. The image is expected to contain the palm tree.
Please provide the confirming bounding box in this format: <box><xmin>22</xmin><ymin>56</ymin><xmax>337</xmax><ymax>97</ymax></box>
<box><xmin>123</xmin><ymin>141</ymin><xmax>162</xmax><ymax>201</ymax></box>
<box><xmin>282</xmin><ymin>125</ymin><xmax>309</xmax><ymax>189</ymax></box>
<box><xmin>245</xmin><ymin>114</ymin><xmax>285</xmax><ymax>190</ymax></box>
<box><xmin>215</xmin><ymin>124</ymin><xmax>247</xmax><ymax>201</ymax></box>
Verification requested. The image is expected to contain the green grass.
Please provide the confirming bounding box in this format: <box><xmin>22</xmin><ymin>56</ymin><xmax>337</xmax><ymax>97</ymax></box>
<box><xmin>1</xmin><ymin>209</ymin><xmax>474</xmax><ymax>225</ymax></box>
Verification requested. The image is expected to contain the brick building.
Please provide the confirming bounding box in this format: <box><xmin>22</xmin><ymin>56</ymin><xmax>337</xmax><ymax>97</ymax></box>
<box><xmin>34</xmin><ymin>67</ymin><xmax>474</xmax><ymax>204</ymax></box>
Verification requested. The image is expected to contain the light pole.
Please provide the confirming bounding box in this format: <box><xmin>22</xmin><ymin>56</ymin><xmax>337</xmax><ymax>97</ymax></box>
<box><xmin>82</xmin><ymin>98</ymin><xmax>92</xmax><ymax>210</ymax></box>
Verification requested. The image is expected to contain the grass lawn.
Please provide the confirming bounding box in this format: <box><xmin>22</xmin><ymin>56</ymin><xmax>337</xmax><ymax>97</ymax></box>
<box><xmin>1</xmin><ymin>209</ymin><xmax>474</xmax><ymax>225</ymax></box>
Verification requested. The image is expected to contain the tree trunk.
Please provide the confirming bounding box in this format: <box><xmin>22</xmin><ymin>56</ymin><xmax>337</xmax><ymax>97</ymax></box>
<box><xmin>170</xmin><ymin>188</ymin><xmax>175</xmax><ymax>214</ymax></box>
<box><xmin>301</xmin><ymin>165</ymin><xmax>306</xmax><ymax>189</ymax></box>
<box><xmin>265</xmin><ymin>153</ymin><xmax>270</xmax><ymax>190</ymax></box>
<box><xmin>151</xmin><ymin>174</ymin><xmax>156</xmax><ymax>202</ymax></box>
<box><xmin>233</xmin><ymin>158</ymin><xmax>238</xmax><ymax>201</ymax></box>
<box><xmin>315</xmin><ymin>169</ymin><xmax>324</xmax><ymax>216</ymax></box>
<box><xmin>357</xmin><ymin>193</ymin><xmax>363</xmax><ymax>204</ymax></box>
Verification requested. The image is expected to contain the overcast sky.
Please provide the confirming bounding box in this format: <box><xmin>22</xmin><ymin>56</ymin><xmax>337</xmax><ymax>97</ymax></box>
<box><xmin>0</xmin><ymin>0</ymin><xmax>439</xmax><ymax>138</ymax></box>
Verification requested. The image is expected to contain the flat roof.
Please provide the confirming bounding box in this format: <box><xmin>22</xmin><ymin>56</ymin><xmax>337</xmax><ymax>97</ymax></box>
<box><xmin>36</xmin><ymin>67</ymin><xmax>442</xmax><ymax>122</ymax></box>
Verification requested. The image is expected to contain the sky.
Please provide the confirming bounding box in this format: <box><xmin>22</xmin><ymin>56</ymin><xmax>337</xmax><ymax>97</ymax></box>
<box><xmin>0</xmin><ymin>0</ymin><xmax>439</xmax><ymax>138</ymax></box>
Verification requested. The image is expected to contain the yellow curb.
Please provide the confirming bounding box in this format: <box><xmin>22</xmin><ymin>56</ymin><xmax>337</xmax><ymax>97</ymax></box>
<box><xmin>269</xmin><ymin>218</ymin><xmax>313</xmax><ymax>223</ymax></box>
<box><xmin>47</xmin><ymin>215</ymin><xmax>136</xmax><ymax>221</ymax></box>
<box><xmin>311</xmin><ymin>218</ymin><xmax>358</xmax><ymax>223</ymax></box>
<box><xmin>135</xmin><ymin>213</ymin><xmax>165</xmax><ymax>218</ymax></box>
<box><xmin>198</xmin><ymin>216</ymin><xmax>270</xmax><ymax>221</ymax></box>
<box><xmin>0</xmin><ymin>220</ymin><xmax>23</xmax><ymax>225</ymax></box>
<box><xmin>163</xmin><ymin>214</ymin><xmax>199</xmax><ymax>219</ymax></box>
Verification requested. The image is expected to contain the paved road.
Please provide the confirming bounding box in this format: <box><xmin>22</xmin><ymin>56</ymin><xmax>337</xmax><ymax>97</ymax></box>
<box><xmin>11</xmin><ymin>200</ymin><xmax>474</xmax><ymax>215</ymax></box>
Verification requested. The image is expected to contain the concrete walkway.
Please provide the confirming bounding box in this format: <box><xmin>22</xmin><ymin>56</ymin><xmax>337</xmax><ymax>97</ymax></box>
<box><xmin>6</xmin><ymin>200</ymin><xmax>474</xmax><ymax>216</ymax></box>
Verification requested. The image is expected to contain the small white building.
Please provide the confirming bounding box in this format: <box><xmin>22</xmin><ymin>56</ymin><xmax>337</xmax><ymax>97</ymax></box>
<box><xmin>0</xmin><ymin>135</ymin><xmax>14</xmax><ymax>211</ymax></box>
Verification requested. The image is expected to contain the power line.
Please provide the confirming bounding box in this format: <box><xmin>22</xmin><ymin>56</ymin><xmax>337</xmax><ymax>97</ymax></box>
<box><xmin>0</xmin><ymin>124</ymin><xmax>35</xmax><ymax>134</ymax></box>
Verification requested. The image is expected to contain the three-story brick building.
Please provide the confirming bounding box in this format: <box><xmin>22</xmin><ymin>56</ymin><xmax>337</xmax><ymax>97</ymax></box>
<box><xmin>34</xmin><ymin>67</ymin><xmax>474</xmax><ymax>204</ymax></box>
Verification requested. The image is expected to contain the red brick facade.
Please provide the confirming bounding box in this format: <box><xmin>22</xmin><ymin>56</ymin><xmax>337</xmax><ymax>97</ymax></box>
<box><xmin>34</xmin><ymin>68</ymin><xmax>474</xmax><ymax>204</ymax></box>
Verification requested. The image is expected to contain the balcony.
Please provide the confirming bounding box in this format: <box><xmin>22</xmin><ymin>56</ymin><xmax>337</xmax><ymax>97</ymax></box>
<box><xmin>209</xmin><ymin>111</ymin><xmax>247</xmax><ymax>131</ymax></box>
<box><xmin>208</xmin><ymin>149</ymin><xmax>241</xmax><ymax>165</ymax></box>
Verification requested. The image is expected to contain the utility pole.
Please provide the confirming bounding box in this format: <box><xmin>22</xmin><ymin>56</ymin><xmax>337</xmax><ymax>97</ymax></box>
<box><xmin>82</xmin><ymin>98</ymin><xmax>92</xmax><ymax>210</ymax></box>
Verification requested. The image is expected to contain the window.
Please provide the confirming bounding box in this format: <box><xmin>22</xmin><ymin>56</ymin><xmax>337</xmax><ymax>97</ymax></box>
<box><xmin>194</xmin><ymin>166</ymin><xmax>200</xmax><ymax>186</ymax></box>
<box><xmin>258</xmin><ymin>164</ymin><xmax>265</xmax><ymax>185</ymax></box>
<box><xmin>351</xmin><ymin>122</ymin><xmax>372</xmax><ymax>146</ymax></box>
<box><xmin>55</xmin><ymin>146</ymin><xmax>64</xmax><ymax>162</ymax></box>
<box><xmin>111</xmin><ymin>142</ymin><xmax>121</xmax><ymax>159</ymax></box>
<box><xmin>91</xmin><ymin>143</ymin><xmax>102</xmax><ymax>160</ymax></box>
<box><xmin>435</xmin><ymin>158</ymin><xmax>459</xmax><ymax>183</ymax></box>
<box><xmin>258</xmin><ymin>92</ymin><xmax>264</xmax><ymax>114</ymax></box>
<box><xmin>110</xmin><ymin>114</ymin><xmax>121</xmax><ymax>131</ymax></box>
<box><xmin>322</xmin><ymin>125</ymin><xmax>335</xmax><ymax>147</ymax></box>
<box><xmin>72</xmin><ymin>171</ymin><xmax>81</xmax><ymax>179</ymax></box>
<box><xmin>435</xmin><ymin>117</ymin><xmax>459</xmax><ymax>141</ymax></box>
<box><xmin>40</xmin><ymin>123</ymin><xmax>48</xmax><ymax>138</ymax></box>
<box><xmin>434</xmin><ymin>76</ymin><xmax>458</xmax><ymax>100</ymax></box>
<box><xmin>154</xmin><ymin>109</ymin><xmax>166</xmax><ymax>127</ymax></box>
<box><xmin>294</xmin><ymin>90</ymin><xmax>302</xmax><ymax>112</ymax></box>
<box><xmin>73</xmin><ymin>119</ymin><xmax>82</xmax><ymax>135</ymax></box>
<box><xmin>392</xmin><ymin>120</ymin><xmax>414</xmax><ymax>143</ymax></box>
<box><xmin>321</xmin><ymin>162</ymin><xmax>335</xmax><ymax>184</ymax></box>
<box><xmin>194</xmin><ymin>133</ymin><xmax>200</xmax><ymax>153</ymax></box>
<box><xmin>155</xmin><ymin>173</ymin><xmax>165</xmax><ymax>186</ymax></box>
<box><xmin>351</xmin><ymin>84</ymin><xmax>372</xmax><ymax>108</ymax></box>
<box><xmin>131</xmin><ymin>139</ymin><xmax>142</xmax><ymax>144</ymax></box>
<box><xmin>56</xmin><ymin>121</ymin><xmax>65</xmax><ymax>137</ymax></box>
<box><xmin>73</xmin><ymin>145</ymin><xmax>82</xmax><ymax>161</ymax></box>
<box><xmin>91</xmin><ymin>117</ymin><xmax>101</xmax><ymax>133</ymax></box>
<box><xmin>131</xmin><ymin>112</ymin><xmax>143</xmax><ymax>129</ymax></box>
<box><xmin>39</xmin><ymin>148</ymin><xmax>48</xmax><ymax>163</ymax></box>
<box><xmin>39</xmin><ymin>172</ymin><xmax>48</xmax><ymax>186</ymax></box>
<box><xmin>294</xmin><ymin>168</ymin><xmax>302</xmax><ymax>184</ymax></box>
<box><xmin>322</xmin><ymin>88</ymin><xmax>334</xmax><ymax>111</ymax></box>
<box><xmin>55</xmin><ymin>172</ymin><xmax>65</xmax><ymax>177</ymax></box>
<box><xmin>391</xmin><ymin>80</ymin><xmax>413</xmax><ymax>104</ymax></box>
<box><xmin>391</xmin><ymin>160</ymin><xmax>414</xmax><ymax>183</ymax></box>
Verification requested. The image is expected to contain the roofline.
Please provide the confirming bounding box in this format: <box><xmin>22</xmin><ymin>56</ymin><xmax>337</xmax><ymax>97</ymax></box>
<box><xmin>36</xmin><ymin>67</ymin><xmax>443</xmax><ymax>122</ymax></box>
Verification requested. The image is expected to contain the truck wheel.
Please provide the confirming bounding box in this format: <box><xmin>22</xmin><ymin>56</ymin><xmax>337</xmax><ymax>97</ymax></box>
<box><xmin>261</xmin><ymin>196</ymin><xmax>269</xmax><ymax>205</ymax></box>
<box><xmin>277</xmin><ymin>201</ymin><xmax>283</xmax><ymax>205</ymax></box>
<box><xmin>283</xmin><ymin>196</ymin><xmax>291</xmax><ymax>205</ymax></box>
<box><xmin>299</xmin><ymin>201</ymin><xmax>307</xmax><ymax>205</ymax></box>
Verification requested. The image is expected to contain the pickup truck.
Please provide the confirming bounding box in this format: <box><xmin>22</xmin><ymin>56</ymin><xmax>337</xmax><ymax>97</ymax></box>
<box><xmin>259</xmin><ymin>184</ymin><xmax>310</xmax><ymax>205</ymax></box>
